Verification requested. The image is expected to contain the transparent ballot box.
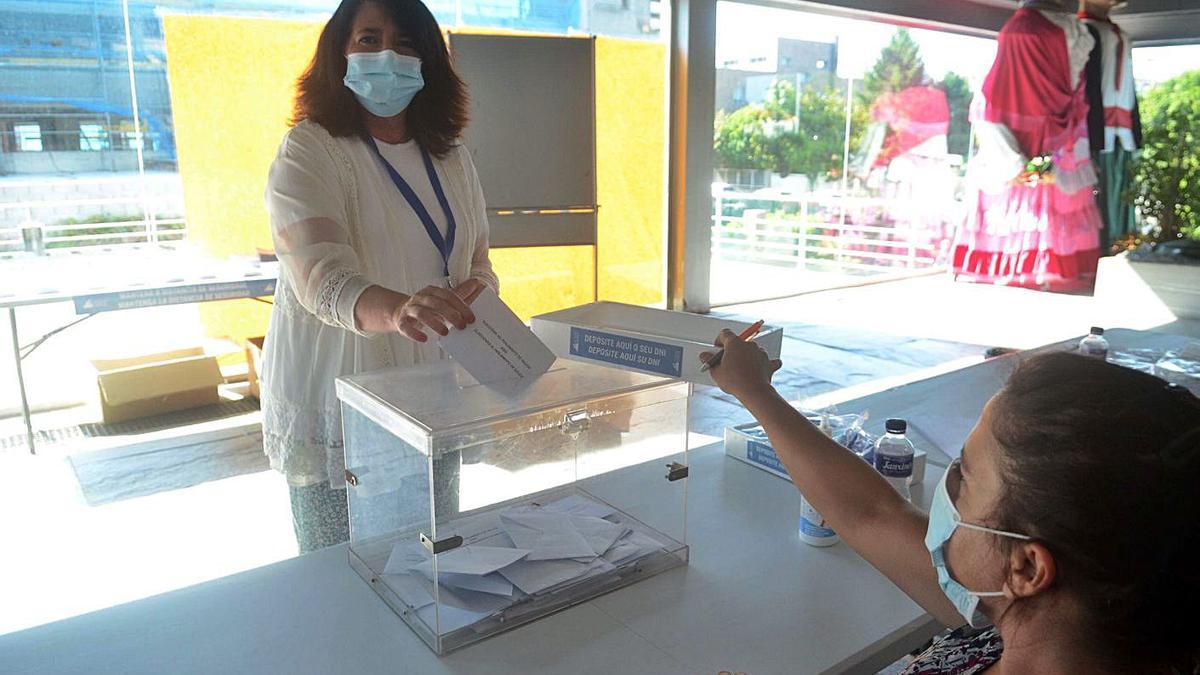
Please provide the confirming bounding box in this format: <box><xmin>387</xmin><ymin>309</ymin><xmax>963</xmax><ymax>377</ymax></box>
<box><xmin>335</xmin><ymin>358</ymin><xmax>691</xmax><ymax>654</ymax></box>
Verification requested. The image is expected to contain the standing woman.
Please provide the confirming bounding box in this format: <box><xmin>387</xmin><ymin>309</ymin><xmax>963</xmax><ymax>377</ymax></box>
<box><xmin>261</xmin><ymin>0</ymin><xmax>498</xmax><ymax>553</ymax></box>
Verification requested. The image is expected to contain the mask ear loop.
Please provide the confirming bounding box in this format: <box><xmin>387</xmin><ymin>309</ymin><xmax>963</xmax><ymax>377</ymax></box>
<box><xmin>955</xmin><ymin>521</ymin><xmax>1034</xmax><ymax>541</ymax></box>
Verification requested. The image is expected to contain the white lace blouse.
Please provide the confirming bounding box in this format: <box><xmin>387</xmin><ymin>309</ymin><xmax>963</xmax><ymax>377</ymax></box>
<box><xmin>261</xmin><ymin>120</ymin><xmax>499</xmax><ymax>488</ymax></box>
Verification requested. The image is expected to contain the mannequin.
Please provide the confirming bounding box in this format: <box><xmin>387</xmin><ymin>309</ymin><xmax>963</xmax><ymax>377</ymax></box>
<box><xmin>859</xmin><ymin>86</ymin><xmax>957</xmax><ymax>262</ymax></box>
<box><xmin>1080</xmin><ymin>0</ymin><xmax>1142</xmax><ymax>250</ymax></box>
<box><xmin>952</xmin><ymin>0</ymin><xmax>1103</xmax><ymax>290</ymax></box>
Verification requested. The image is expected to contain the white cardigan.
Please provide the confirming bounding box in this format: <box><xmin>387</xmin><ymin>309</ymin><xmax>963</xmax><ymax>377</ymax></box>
<box><xmin>261</xmin><ymin>120</ymin><xmax>498</xmax><ymax>488</ymax></box>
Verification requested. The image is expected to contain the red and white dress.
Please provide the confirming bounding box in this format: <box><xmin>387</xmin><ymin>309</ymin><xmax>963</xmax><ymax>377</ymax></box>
<box><xmin>1081</xmin><ymin>11</ymin><xmax>1139</xmax><ymax>153</ymax></box>
<box><xmin>952</xmin><ymin>3</ymin><xmax>1103</xmax><ymax>291</ymax></box>
<box><xmin>859</xmin><ymin>87</ymin><xmax>959</xmax><ymax>264</ymax></box>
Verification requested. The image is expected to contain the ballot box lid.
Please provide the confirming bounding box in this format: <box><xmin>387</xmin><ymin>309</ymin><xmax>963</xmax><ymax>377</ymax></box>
<box><xmin>336</xmin><ymin>357</ymin><xmax>688</xmax><ymax>456</ymax></box>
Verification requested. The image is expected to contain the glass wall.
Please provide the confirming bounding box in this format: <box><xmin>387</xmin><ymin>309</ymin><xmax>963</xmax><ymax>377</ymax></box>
<box><xmin>0</xmin><ymin>0</ymin><xmax>662</xmax><ymax>245</ymax></box>
<box><xmin>1131</xmin><ymin>44</ymin><xmax>1200</xmax><ymax>88</ymax></box>
<box><xmin>0</xmin><ymin>0</ymin><xmax>668</xmax><ymax>317</ymax></box>
<box><xmin>0</xmin><ymin>0</ymin><xmax>670</xmax><ymax>634</ymax></box>
<box><xmin>709</xmin><ymin>2</ymin><xmax>996</xmax><ymax>306</ymax></box>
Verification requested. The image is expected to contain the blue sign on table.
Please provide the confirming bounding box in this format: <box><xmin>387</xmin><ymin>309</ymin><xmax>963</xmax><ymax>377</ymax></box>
<box><xmin>569</xmin><ymin>327</ymin><xmax>684</xmax><ymax>378</ymax></box>
<box><xmin>746</xmin><ymin>440</ymin><xmax>789</xmax><ymax>477</ymax></box>
<box><xmin>73</xmin><ymin>278</ymin><xmax>277</xmax><ymax>314</ymax></box>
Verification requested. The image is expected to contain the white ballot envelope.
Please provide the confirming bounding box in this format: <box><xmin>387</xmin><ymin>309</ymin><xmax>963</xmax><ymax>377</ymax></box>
<box><xmin>440</xmin><ymin>287</ymin><xmax>556</xmax><ymax>389</ymax></box>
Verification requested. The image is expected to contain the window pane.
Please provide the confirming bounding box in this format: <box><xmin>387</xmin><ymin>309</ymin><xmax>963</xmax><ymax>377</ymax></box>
<box><xmin>711</xmin><ymin>2</ymin><xmax>996</xmax><ymax>306</ymax></box>
<box><xmin>424</xmin><ymin>0</ymin><xmax>663</xmax><ymax>39</ymax></box>
<box><xmin>1132</xmin><ymin>44</ymin><xmax>1200</xmax><ymax>89</ymax></box>
<box><xmin>15</xmin><ymin>124</ymin><xmax>44</xmax><ymax>151</ymax></box>
<box><xmin>79</xmin><ymin>123</ymin><xmax>108</xmax><ymax>151</ymax></box>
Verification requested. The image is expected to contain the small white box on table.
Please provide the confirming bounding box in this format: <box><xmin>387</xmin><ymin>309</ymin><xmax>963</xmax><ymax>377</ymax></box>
<box><xmin>530</xmin><ymin>301</ymin><xmax>783</xmax><ymax>386</ymax></box>
<box><xmin>724</xmin><ymin>421</ymin><xmax>927</xmax><ymax>486</ymax></box>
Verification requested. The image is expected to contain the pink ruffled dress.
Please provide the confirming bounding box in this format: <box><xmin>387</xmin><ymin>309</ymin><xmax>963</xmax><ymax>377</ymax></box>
<box><xmin>952</xmin><ymin>4</ymin><xmax>1103</xmax><ymax>291</ymax></box>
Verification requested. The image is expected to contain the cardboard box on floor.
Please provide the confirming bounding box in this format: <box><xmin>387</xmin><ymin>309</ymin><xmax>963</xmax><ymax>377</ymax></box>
<box><xmin>245</xmin><ymin>337</ymin><xmax>265</xmax><ymax>400</ymax></box>
<box><xmin>91</xmin><ymin>347</ymin><xmax>224</xmax><ymax>425</ymax></box>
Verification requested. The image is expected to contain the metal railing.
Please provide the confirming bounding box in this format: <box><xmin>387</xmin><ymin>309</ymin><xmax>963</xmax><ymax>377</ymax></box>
<box><xmin>0</xmin><ymin>176</ymin><xmax>186</xmax><ymax>254</ymax></box>
<box><xmin>712</xmin><ymin>187</ymin><xmax>954</xmax><ymax>275</ymax></box>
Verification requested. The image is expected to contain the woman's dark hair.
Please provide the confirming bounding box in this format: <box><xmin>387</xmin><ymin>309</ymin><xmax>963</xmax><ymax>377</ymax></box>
<box><xmin>991</xmin><ymin>351</ymin><xmax>1200</xmax><ymax>671</ymax></box>
<box><xmin>292</xmin><ymin>0</ymin><xmax>468</xmax><ymax>157</ymax></box>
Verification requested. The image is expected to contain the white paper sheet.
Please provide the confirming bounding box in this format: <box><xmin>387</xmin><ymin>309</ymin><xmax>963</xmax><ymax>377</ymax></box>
<box><xmin>388</xmin><ymin>570</ymin><xmax>512</xmax><ymax>612</ymax></box>
<box><xmin>436</xmin><ymin>572</ymin><xmax>514</xmax><ymax>597</ymax></box>
<box><xmin>500</xmin><ymin>512</ymin><xmax>597</xmax><ymax>561</ymax></box>
<box><xmin>392</xmin><ymin>573</ymin><xmax>508</xmax><ymax>636</ymax></box>
<box><xmin>604</xmin><ymin>531</ymin><xmax>665</xmax><ymax>566</ymax></box>
<box><xmin>439</xmin><ymin>287</ymin><xmax>555</xmax><ymax>388</ymax></box>
<box><xmin>416</xmin><ymin>585</ymin><xmax>514</xmax><ymax>635</ymax></box>
<box><xmin>602</xmin><ymin>540</ymin><xmax>644</xmax><ymax>566</ymax></box>
<box><xmin>417</xmin><ymin>603</ymin><xmax>492</xmax><ymax>636</ymax></box>
<box><xmin>383</xmin><ymin>541</ymin><xmax>530</xmax><ymax>577</ymax></box>
<box><xmin>385</xmin><ymin>570</ymin><xmax>436</xmax><ymax>609</ymax></box>
<box><xmin>569</xmin><ymin>515</ymin><xmax>629</xmax><ymax>556</ymax></box>
<box><xmin>499</xmin><ymin>556</ymin><xmax>616</xmax><ymax>595</ymax></box>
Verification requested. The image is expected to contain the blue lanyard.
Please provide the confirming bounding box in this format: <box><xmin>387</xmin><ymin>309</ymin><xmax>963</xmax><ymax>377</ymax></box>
<box><xmin>368</xmin><ymin>139</ymin><xmax>458</xmax><ymax>281</ymax></box>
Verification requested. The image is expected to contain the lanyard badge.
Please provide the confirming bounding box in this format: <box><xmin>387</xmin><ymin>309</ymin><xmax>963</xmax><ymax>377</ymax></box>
<box><xmin>368</xmin><ymin>139</ymin><xmax>458</xmax><ymax>284</ymax></box>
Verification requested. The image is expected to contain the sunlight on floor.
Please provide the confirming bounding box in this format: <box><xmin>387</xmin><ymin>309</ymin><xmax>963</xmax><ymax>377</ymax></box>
<box><xmin>0</xmin><ymin>451</ymin><xmax>295</xmax><ymax>635</ymax></box>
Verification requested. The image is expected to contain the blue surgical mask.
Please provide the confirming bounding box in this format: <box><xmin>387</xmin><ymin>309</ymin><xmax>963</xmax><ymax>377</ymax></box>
<box><xmin>343</xmin><ymin>50</ymin><xmax>424</xmax><ymax>118</ymax></box>
<box><xmin>925</xmin><ymin>459</ymin><xmax>1032</xmax><ymax>628</ymax></box>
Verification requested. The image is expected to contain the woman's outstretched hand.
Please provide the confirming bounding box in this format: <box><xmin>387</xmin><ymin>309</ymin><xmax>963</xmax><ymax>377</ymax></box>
<box><xmin>700</xmin><ymin>329</ymin><xmax>782</xmax><ymax>401</ymax></box>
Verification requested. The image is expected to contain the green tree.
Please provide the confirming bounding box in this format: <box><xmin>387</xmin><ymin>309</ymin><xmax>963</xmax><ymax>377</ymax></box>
<box><xmin>1132</xmin><ymin>70</ymin><xmax>1200</xmax><ymax>241</ymax></box>
<box><xmin>764</xmin><ymin>78</ymin><xmax>797</xmax><ymax>119</ymax></box>
<box><xmin>714</xmin><ymin>80</ymin><xmax>863</xmax><ymax>185</ymax></box>
<box><xmin>938</xmin><ymin>72</ymin><xmax>973</xmax><ymax>158</ymax></box>
<box><xmin>714</xmin><ymin>106</ymin><xmax>772</xmax><ymax>170</ymax></box>
<box><xmin>858</xmin><ymin>28</ymin><xmax>927</xmax><ymax>107</ymax></box>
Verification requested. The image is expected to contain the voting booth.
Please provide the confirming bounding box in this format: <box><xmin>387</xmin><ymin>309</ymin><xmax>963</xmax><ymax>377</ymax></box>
<box><xmin>335</xmin><ymin>358</ymin><xmax>691</xmax><ymax>654</ymax></box>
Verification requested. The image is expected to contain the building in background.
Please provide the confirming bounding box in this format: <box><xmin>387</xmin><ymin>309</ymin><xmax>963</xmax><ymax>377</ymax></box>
<box><xmin>0</xmin><ymin>0</ymin><xmax>174</xmax><ymax>176</ymax></box>
<box><xmin>0</xmin><ymin>0</ymin><xmax>659</xmax><ymax>249</ymax></box>
<box><xmin>715</xmin><ymin>37</ymin><xmax>838</xmax><ymax>114</ymax></box>
<box><xmin>0</xmin><ymin>0</ymin><xmax>658</xmax><ymax>180</ymax></box>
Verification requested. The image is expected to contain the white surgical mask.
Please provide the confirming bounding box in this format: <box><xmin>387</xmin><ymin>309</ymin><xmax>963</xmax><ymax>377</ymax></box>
<box><xmin>343</xmin><ymin>50</ymin><xmax>424</xmax><ymax>118</ymax></box>
<box><xmin>924</xmin><ymin>459</ymin><xmax>1032</xmax><ymax>628</ymax></box>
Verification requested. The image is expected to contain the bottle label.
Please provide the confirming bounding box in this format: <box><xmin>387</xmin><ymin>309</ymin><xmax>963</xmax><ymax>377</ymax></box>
<box><xmin>875</xmin><ymin>454</ymin><xmax>913</xmax><ymax>478</ymax></box>
<box><xmin>800</xmin><ymin>499</ymin><xmax>836</xmax><ymax>538</ymax></box>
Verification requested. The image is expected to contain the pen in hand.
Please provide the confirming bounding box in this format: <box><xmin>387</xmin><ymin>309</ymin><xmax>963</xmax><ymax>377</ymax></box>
<box><xmin>699</xmin><ymin>320</ymin><xmax>764</xmax><ymax>373</ymax></box>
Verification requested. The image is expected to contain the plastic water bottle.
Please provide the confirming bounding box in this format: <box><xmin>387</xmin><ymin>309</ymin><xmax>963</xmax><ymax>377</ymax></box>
<box><xmin>799</xmin><ymin>416</ymin><xmax>839</xmax><ymax>547</ymax></box>
<box><xmin>1079</xmin><ymin>327</ymin><xmax>1109</xmax><ymax>360</ymax></box>
<box><xmin>874</xmin><ymin>418</ymin><xmax>914</xmax><ymax>501</ymax></box>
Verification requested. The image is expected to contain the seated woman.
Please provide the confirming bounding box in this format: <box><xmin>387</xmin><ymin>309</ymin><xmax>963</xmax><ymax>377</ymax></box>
<box><xmin>703</xmin><ymin>331</ymin><xmax>1199</xmax><ymax>674</ymax></box>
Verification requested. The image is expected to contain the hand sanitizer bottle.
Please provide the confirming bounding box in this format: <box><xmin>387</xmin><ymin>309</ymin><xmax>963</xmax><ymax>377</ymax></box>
<box><xmin>799</xmin><ymin>416</ymin><xmax>839</xmax><ymax>547</ymax></box>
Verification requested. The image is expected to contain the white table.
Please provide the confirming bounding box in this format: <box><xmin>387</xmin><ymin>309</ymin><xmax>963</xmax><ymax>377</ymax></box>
<box><xmin>0</xmin><ymin>249</ymin><xmax>278</xmax><ymax>453</ymax></box>
<box><xmin>3</xmin><ymin>328</ymin><xmax>1191</xmax><ymax>674</ymax></box>
<box><xmin>0</xmin><ymin>442</ymin><xmax>943</xmax><ymax>675</ymax></box>
<box><xmin>806</xmin><ymin>328</ymin><xmax>1198</xmax><ymax>468</ymax></box>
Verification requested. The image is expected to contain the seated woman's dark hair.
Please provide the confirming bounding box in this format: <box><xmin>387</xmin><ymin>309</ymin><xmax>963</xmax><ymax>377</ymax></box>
<box><xmin>292</xmin><ymin>0</ymin><xmax>468</xmax><ymax>157</ymax></box>
<box><xmin>991</xmin><ymin>351</ymin><xmax>1200</xmax><ymax>672</ymax></box>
